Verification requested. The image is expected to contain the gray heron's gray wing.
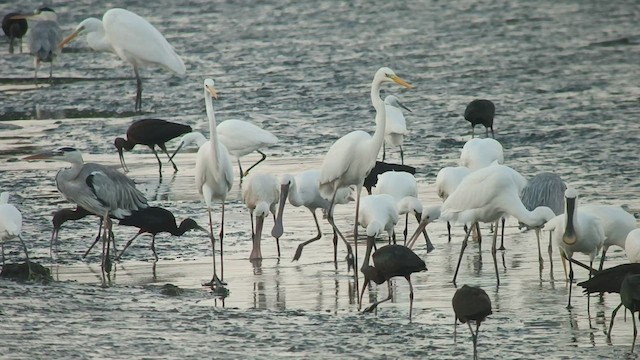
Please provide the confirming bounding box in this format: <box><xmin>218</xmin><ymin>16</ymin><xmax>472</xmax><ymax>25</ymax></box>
<box><xmin>84</xmin><ymin>164</ymin><xmax>148</xmax><ymax>218</ymax></box>
<box><xmin>28</xmin><ymin>20</ymin><xmax>62</xmax><ymax>61</ymax></box>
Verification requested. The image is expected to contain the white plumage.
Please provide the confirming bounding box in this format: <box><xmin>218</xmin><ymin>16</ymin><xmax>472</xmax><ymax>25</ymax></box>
<box><xmin>459</xmin><ymin>138</ymin><xmax>504</xmax><ymax>171</ymax></box>
<box><xmin>626</xmin><ymin>229</ymin><xmax>640</xmax><ymax>263</ymax></box>
<box><xmin>217</xmin><ymin>119</ymin><xmax>279</xmax><ymax>179</ymax></box>
<box><xmin>242</xmin><ymin>173</ymin><xmax>280</xmax><ymax>261</ymax></box>
<box><xmin>358</xmin><ymin>194</ymin><xmax>399</xmax><ymax>242</ymax></box>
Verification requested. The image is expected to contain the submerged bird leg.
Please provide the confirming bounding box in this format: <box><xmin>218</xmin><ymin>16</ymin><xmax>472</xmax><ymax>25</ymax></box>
<box><xmin>407</xmin><ymin>275</ymin><xmax>414</xmax><ymax>322</ymax></box>
<box><xmin>467</xmin><ymin>322</ymin><xmax>477</xmax><ymax>359</ymax></box>
<box><xmin>134</xmin><ymin>66</ymin><xmax>142</xmax><ymax>112</ymax></box>
<box><xmin>151</xmin><ymin>146</ymin><xmax>163</xmax><ymax>176</ymax></box>
<box><xmin>18</xmin><ymin>235</ymin><xmax>32</xmax><ymax>280</ymax></box>
<box><xmin>633</xmin><ymin>312</ymin><xmax>638</xmax><ymax>352</ymax></box>
<box><xmin>453</xmin><ymin>225</ymin><xmax>474</xmax><ymax>285</ymax></box>
<box><xmin>206</xmin><ymin>207</ymin><xmax>225</xmax><ymax>288</ymax></box>
<box><xmin>116</xmin><ymin>231</ymin><xmax>142</xmax><ymax>260</ymax></box>
<box><xmin>358</xmin><ymin>274</ymin><xmax>370</xmax><ymax>310</ymax></box>
<box><xmin>352</xmin><ymin>185</ymin><xmax>364</xmax><ymax>296</ymax></box>
<box><xmin>220</xmin><ymin>203</ymin><xmax>226</xmax><ymax>281</ymax></box>
<box><xmin>326</xmin><ymin>191</ymin><xmax>354</xmax><ymax>271</ymax></box>
<box><xmin>535</xmin><ymin>228</ymin><xmax>544</xmax><ymax>274</ymax></box>
<box><xmin>244</xmin><ymin>150</ymin><xmax>268</xmax><ymax>177</ymax></box>
<box><xmin>453</xmin><ymin>316</ymin><xmax>458</xmax><ymax>342</ymax></box>
<box><xmin>83</xmin><ymin>218</ymin><xmax>105</xmax><ymax>258</ymax></box>
<box><xmin>491</xmin><ymin>219</ymin><xmax>500</xmax><ymax>285</ymax></box>
<box><xmin>49</xmin><ymin>61</ymin><xmax>53</xmax><ymax>83</ymax></box>
<box><xmin>159</xmin><ymin>144</ymin><xmax>179</xmax><ymax>172</ymax></box>
<box><xmin>548</xmin><ymin>230</ymin><xmax>555</xmax><ymax>280</ymax></box>
<box><xmin>363</xmin><ymin>281</ymin><xmax>393</xmax><ymax>314</ymax></box>
<box><xmin>471</xmin><ymin>125</ymin><xmax>475</xmax><ymax>138</ymax></box>
<box><xmin>292</xmin><ymin>210</ymin><xmax>323</xmax><ymax>262</ymax></box>
<box><xmin>608</xmin><ymin>303</ymin><xmax>623</xmax><ymax>338</ymax></box>
<box><xmin>447</xmin><ymin>221</ymin><xmax>452</xmax><ymax>242</ymax></box>
<box><xmin>498</xmin><ymin>217</ymin><xmax>505</xmax><ymax>250</ymax></box>
<box><xmin>34</xmin><ymin>58</ymin><xmax>40</xmax><ymax>86</ymax></box>
<box><xmin>151</xmin><ymin>234</ymin><xmax>158</xmax><ymax>261</ymax></box>
<box><xmin>272</xmin><ymin>212</ymin><xmax>281</xmax><ymax>258</ymax></box>
<box><xmin>399</xmin><ymin>145</ymin><xmax>404</xmax><ymax>165</ymax></box>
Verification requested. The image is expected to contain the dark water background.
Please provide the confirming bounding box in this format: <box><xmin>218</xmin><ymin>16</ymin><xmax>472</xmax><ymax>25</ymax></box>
<box><xmin>1</xmin><ymin>0</ymin><xmax>639</xmax><ymax>358</ymax></box>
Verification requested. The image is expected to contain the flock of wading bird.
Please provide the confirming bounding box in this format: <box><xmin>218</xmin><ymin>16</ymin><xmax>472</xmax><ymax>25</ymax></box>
<box><xmin>3</xmin><ymin>5</ymin><xmax>640</xmax><ymax>358</ymax></box>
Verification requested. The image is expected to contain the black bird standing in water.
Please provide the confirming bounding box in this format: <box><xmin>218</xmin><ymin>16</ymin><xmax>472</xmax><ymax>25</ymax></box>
<box><xmin>2</xmin><ymin>12</ymin><xmax>28</xmax><ymax>54</ymax></box>
<box><xmin>364</xmin><ymin>161</ymin><xmax>416</xmax><ymax>195</ymax></box>
<box><xmin>610</xmin><ymin>273</ymin><xmax>640</xmax><ymax>351</ymax></box>
<box><xmin>359</xmin><ymin>235</ymin><xmax>427</xmax><ymax>322</ymax></box>
<box><xmin>115</xmin><ymin>118</ymin><xmax>192</xmax><ymax>176</ymax></box>
<box><xmin>452</xmin><ymin>285</ymin><xmax>492</xmax><ymax>360</ymax></box>
<box><xmin>115</xmin><ymin>206</ymin><xmax>206</xmax><ymax>261</ymax></box>
<box><xmin>464</xmin><ymin>99</ymin><xmax>495</xmax><ymax>138</ymax></box>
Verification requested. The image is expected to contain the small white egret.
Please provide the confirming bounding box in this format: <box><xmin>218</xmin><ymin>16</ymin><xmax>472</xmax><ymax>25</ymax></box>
<box><xmin>379</xmin><ymin>95</ymin><xmax>411</xmax><ymax>164</ymax></box>
<box><xmin>59</xmin><ymin>8</ymin><xmax>186</xmax><ymax>111</ymax></box>
<box><xmin>242</xmin><ymin>172</ymin><xmax>280</xmax><ymax>261</ymax></box>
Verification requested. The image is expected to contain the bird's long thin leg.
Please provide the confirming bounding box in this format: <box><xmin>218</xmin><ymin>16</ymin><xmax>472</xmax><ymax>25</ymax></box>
<box><xmin>151</xmin><ymin>234</ymin><xmax>158</xmax><ymax>261</ymax></box>
<box><xmin>447</xmin><ymin>221</ymin><xmax>452</xmax><ymax>242</ymax></box>
<box><xmin>151</xmin><ymin>146</ymin><xmax>163</xmax><ymax>176</ymax></box>
<box><xmin>220</xmin><ymin>203</ymin><xmax>225</xmax><ymax>281</ymax></box>
<box><xmin>363</xmin><ymin>281</ymin><xmax>393</xmax><ymax>314</ymax></box>
<box><xmin>548</xmin><ymin>231</ymin><xmax>555</xmax><ymax>280</ymax></box>
<box><xmin>491</xmin><ymin>220</ymin><xmax>500</xmax><ymax>285</ymax></box>
<box><xmin>598</xmin><ymin>247</ymin><xmax>607</xmax><ymax>272</ymax></box>
<box><xmin>403</xmin><ymin>213</ymin><xmax>409</xmax><ymax>244</ymax></box>
<box><xmin>115</xmin><ymin>232</ymin><xmax>142</xmax><ymax>261</ymax></box>
<box><xmin>49</xmin><ymin>61</ymin><xmax>53</xmax><ymax>83</ymax></box>
<box><xmin>83</xmin><ymin>218</ymin><xmax>105</xmax><ymax>258</ymax></box>
<box><xmin>535</xmin><ymin>229</ymin><xmax>543</xmax><ymax>274</ymax></box>
<box><xmin>399</xmin><ymin>145</ymin><xmax>404</xmax><ymax>165</ymax></box>
<box><xmin>237</xmin><ymin>160</ymin><xmax>244</xmax><ymax>181</ymax></box>
<box><xmin>159</xmin><ymin>144</ymin><xmax>179</xmax><ymax>172</ymax></box>
<box><xmin>382</xmin><ymin>142</ymin><xmax>386</xmax><ymax>161</ymax></box>
<box><xmin>134</xmin><ymin>66</ymin><xmax>142</xmax><ymax>112</ymax></box>
<box><xmin>272</xmin><ymin>212</ymin><xmax>281</xmax><ymax>258</ymax></box>
<box><xmin>453</xmin><ymin>226</ymin><xmax>473</xmax><ymax>285</ymax></box>
<box><xmin>608</xmin><ymin>303</ymin><xmax>623</xmax><ymax>338</ymax></box>
<box><xmin>358</xmin><ymin>274</ymin><xmax>370</xmax><ymax>310</ymax></box>
<box><xmin>244</xmin><ymin>150</ymin><xmax>268</xmax><ymax>177</ymax></box>
<box><xmin>453</xmin><ymin>317</ymin><xmax>458</xmax><ymax>342</ymax></box>
<box><xmin>292</xmin><ymin>210</ymin><xmax>322</xmax><ymax>261</ymax></box>
<box><xmin>467</xmin><ymin>322</ymin><xmax>477</xmax><ymax>360</ymax></box>
<box><xmin>17</xmin><ymin>235</ymin><xmax>32</xmax><ymax>280</ymax></box>
<box><xmin>50</xmin><ymin>228</ymin><xmax>58</xmax><ymax>260</ymax></box>
<box><xmin>34</xmin><ymin>58</ymin><xmax>40</xmax><ymax>86</ymax></box>
<box><xmin>633</xmin><ymin>312</ymin><xmax>638</xmax><ymax>352</ymax></box>
<box><xmin>326</xmin><ymin>190</ymin><xmax>354</xmax><ymax>272</ymax></box>
<box><xmin>567</xmin><ymin>260</ymin><xmax>574</xmax><ymax>309</ymax></box>
<box><xmin>587</xmin><ymin>259</ymin><xmax>593</xmax><ymax>310</ymax></box>
<box><xmin>250</xmin><ymin>212</ymin><xmax>255</xmax><ymax>240</ymax></box>
<box><xmin>471</xmin><ymin>125</ymin><xmax>475</xmax><ymax>138</ymax></box>
<box><xmin>475</xmin><ymin>321</ymin><xmax>481</xmax><ymax>360</ymax></box>
<box><xmin>207</xmin><ymin>207</ymin><xmax>225</xmax><ymax>288</ymax></box>
<box><xmin>475</xmin><ymin>222</ymin><xmax>482</xmax><ymax>255</ymax></box>
<box><xmin>498</xmin><ymin>217</ymin><xmax>505</xmax><ymax>250</ymax></box>
<box><xmin>353</xmin><ymin>185</ymin><xmax>363</xmax><ymax>296</ymax></box>
<box><xmin>490</xmin><ymin>126</ymin><xmax>495</xmax><ymax>138</ymax></box>
<box><xmin>407</xmin><ymin>276</ymin><xmax>414</xmax><ymax>322</ymax></box>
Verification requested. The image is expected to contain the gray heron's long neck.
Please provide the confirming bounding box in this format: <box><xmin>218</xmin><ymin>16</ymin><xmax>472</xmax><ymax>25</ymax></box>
<box><xmin>204</xmin><ymin>89</ymin><xmax>220</xmax><ymax>161</ymax></box>
<box><xmin>370</xmin><ymin>78</ymin><xmax>385</xmax><ymax>156</ymax></box>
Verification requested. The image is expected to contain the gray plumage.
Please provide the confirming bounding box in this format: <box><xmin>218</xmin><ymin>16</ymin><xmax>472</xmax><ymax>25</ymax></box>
<box><xmin>26</xmin><ymin>8</ymin><xmax>62</xmax><ymax>81</ymax></box>
<box><xmin>520</xmin><ymin>172</ymin><xmax>566</xmax><ymax>226</ymax></box>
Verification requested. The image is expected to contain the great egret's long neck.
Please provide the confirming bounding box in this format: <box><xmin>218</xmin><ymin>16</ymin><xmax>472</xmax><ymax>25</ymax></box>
<box><xmin>88</xmin><ymin>26</ymin><xmax>112</xmax><ymax>52</ymax></box>
<box><xmin>204</xmin><ymin>89</ymin><xmax>220</xmax><ymax>161</ymax></box>
<box><xmin>371</xmin><ymin>79</ymin><xmax>385</xmax><ymax>155</ymax></box>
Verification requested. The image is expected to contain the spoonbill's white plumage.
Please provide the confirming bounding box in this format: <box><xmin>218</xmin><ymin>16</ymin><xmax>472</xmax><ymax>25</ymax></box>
<box><xmin>580</xmin><ymin>205</ymin><xmax>637</xmax><ymax>270</ymax></box>
<box><xmin>274</xmin><ymin>170</ymin><xmax>354</xmax><ymax>266</ymax></box>
<box><xmin>358</xmin><ymin>194</ymin><xmax>399</xmax><ymax>245</ymax></box>
<box><xmin>0</xmin><ymin>192</ymin><xmax>31</xmax><ymax>277</ymax></box>
<box><xmin>441</xmin><ymin>164</ymin><xmax>555</xmax><ymax>285</ymax></box>
<box><xmin>435</xmin><ymin>165</ymin><xmax>472</xmax><ymax>241</ymax></box>
<box><xmin>242</xmin><ymin>173</ymin><xmax>280</xmax><ymax>261</ymax></box>
<box><xmin>318</xmin><ymin>67</ymin><xmax>412</xmax><ymax>297</ymax></box>
<box><xmin>59</xmin><ymin>8</ymin><xmax>186</xmax><ymax>111</ymax></box>
<box><xmin>379</xmin><ymin>95</ymin><xmax>411</xmax><ymax>164</ymax></box>
<box><xmin>196</xmin><ymin>79</ymin><xmax>233</xmax><ymax>290</ymax></box>
<box><xmin>459</xmin><ymin>138</ymin><xmax>504</xmax><ymax>171</ymax></box>
<box><xmin>626</xmin><ymin>229</ymin><xmax>640</xmax><ymax>263</ymax></box>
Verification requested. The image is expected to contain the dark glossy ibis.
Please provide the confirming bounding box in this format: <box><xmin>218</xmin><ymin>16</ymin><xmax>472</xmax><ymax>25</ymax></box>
<box><xmin>115</xmin><ymin>118</ymin><xmax>192</xmax><ymax>176</ymax></box>
<box><xmin>464</xmin><ymin>99</ymin><xmax>495</xmax><ymax>138</ymax></box>
<box><xmin>115</xmin><ymin>206</ymin><xmax>206</xmax><ymax>261</ymax></box>
<box><xmin>609</xmin><ymin>273</ymin><xmax>640</xmax><ymax>351</ymax></box>
<box><xmin>452</xmin><ymin>285</ymin><xmax>492</xmax><ymax>360</ymax></box>
<box><xmin>364</xmin><ymin>161</ymin><xmax>416</xmax><ymax>195</ymax></box>
<box><xmin>2</xmin><ymin>12</ymin><xmax>28</xmax><ymax>54</ymax></box>
<box><xmin>359</xmin><ymin>236</ymin><xmax>427</xmax><ymax>322</ymax></box>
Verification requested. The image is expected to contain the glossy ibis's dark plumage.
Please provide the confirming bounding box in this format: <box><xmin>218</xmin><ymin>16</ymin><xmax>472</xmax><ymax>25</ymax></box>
<box><xmin>608</xmin><ymin>274</ymin><xmax>640</xmax><ymax>351</ymax></box>
<box><xmin>364</xmin><ymin>161</ymin><xmax>416</xmax><ymax>195</ymax></box>
<box><xmin>452</xmin><ymin>285</ymin><xmax>492</xmax><ymax>360</ymax></box>
<box><xmin>359</xmin><ymin>237</ymin><xmax>427</xmax><ymax>321</ymax></box>
<box><xmin>116</xmin><ymin>206</ymin><xmax>205</xmax><ymax>261</ymax></box>
<box><xmin>578</xmin><ymin>263</ymin><xmax>640</xmax><ymax>295</ymax></box>
<box><xmin>2</xmin><ymin>12</ymin><xmax>28</xmax><ymax>54</ymax></box>
<box><xmin>464</xmin><ymin>99</ymin><xmax>495</xmax><ymax>138</ymax></box>
<box><xmin>114</xmin><ymin>118</ymin><xmax>192</xmax><ymax>176</ymax></box>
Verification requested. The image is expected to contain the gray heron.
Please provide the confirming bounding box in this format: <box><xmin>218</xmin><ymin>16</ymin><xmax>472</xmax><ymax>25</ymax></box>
<box><xmin>24</xmin><ymin>147</ymin><xmax>148</xmax><ymax>287</ymax></box>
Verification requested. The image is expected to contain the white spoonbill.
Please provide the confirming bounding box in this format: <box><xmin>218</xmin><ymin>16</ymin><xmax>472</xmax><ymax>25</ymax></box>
<box><xmin>406</xmin><ymin>205</ymin><xmax>442</xmax><ymax>250</ymax></box>
<box><xmin>373</xmin><ymin>171</ymin><xmax>434</xmax><ymax>251</ymax></box>
<box><xmin>442</xmin><ymin>164</ymin><xmax>555</xmax><ymax>285</ymax></box>
<box><xmin>580</xmin><ymin>205</ymin><xmax>636</xmax><ymax>270</ymax></box>
<box><xmin>358</xmin><ymin>194</ymin><xmax>399</xmax><ymax>245</ymax></box>
<box><xmin>318</xmin><ymin>67</ymin><xmax>412</xmax><ymax>296</ymax></box>
<box><xmin>379</xmin><ymin>95</ymin><xmax>411</xmax><ymax>164</ymax></box>
<box><xmin>626</xmin><ymin>229</ymin><xmax>640</xmax><ymax>263</ymax></box>
<box><xmin>196</xmin><ymin>79</ymin><xmax>234</xmax><ymax>290</ymax></box>
<box><xmin>273</xmin><ymin>170</ymin><xmax>354</xmax><ymax>267</ymax></box>
<box><xmin>435</xmin><ymin>165</ymin><xmax>471</xmax><ymax>241</ymax></box>
<box><xmin>546</xmin><ymin>188</ymin><xmax>605</xmax><ymax>308</ymax></box>
<box><xmin>0</xmin><ymin>192</ymin><xmax>31</xmax><ymax>277</ymax></box>
<box><xmin>59</xmin><ymin>8</ymin><xmax>186</xmax><ymax>112</ymax></box>
<box><xmin>242</xmin><ymin>173</ymin><xmax>280</xmax><ymax>261</ymax></box>
<box><xmin>459</xmin><ymin>138</ymin><xmax>503</xmax><ymax>171</ymax></box>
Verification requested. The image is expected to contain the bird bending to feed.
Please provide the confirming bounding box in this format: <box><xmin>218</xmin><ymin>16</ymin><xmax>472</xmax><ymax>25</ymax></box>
<box><xmin>380</xmin><ymin>95</ymin><xmax>411</xmax><ymax>164</ymax></box>
<box><xmin>11</xmin><ymin>7</ymin><xmax>62</xmax><ymax>84</ymax></box>
<box><xmin>364</xmin><ymin>161</ymin><xmax>416</xmax><ymax>195</ymax></box>
<box><xmin>0</xmin><ymin>192</ymin><xmax>31</xmax><ymax>278</ymax></box>
<box><xmin>435</xmin><ymin>165</ymin><xmax>471</xmax><ymax>242</ymax></box>
<box><xmin>274</xmin><ymin>170</ymin><xmax>354</xmax><ymax>266</ymax></box>
<box><xmin>24</xmin><ymin>147</ymin><xmax>148</xmax><ymax>287</ymax></box>
<box><xmin>357</xmin><ymin>194</ymin><xmax>399</xmax><ymax>245</ymax></box>
<box><xmin>196</xmin><ymin>79</ymin><xmax>233</xmax><ymax>290</ymax></box>
<box><xmin>519</xmin><ymin>172</ymin><xmax>566</xmax><ymax>273</ymax></box>
<box><xmin>2</xmin><ymin>12</ymin><xmax>28</xmax><ymax>54</ymax></box>
<box><xmin>452</xmin><ymin>285</ymin><xmax>492</xmax><ymax>360</ymax></box>
<box><xmin>546</xmin><ymin>188</ymin><xmax>605</xmax><ymax>308</ymax></box>
<box><xmin>464</xmin><ymin>99</ymin><xmax>495</xmax><ymax>138</ymax></box>
<box><xmin>115</xmin><ymin>207</ymin><xmax>206</xmax><ymax>261</ymax></box>
<box><xmin>59</xmin><ymin>8</ymin><xmax>186</xmax><ymax>112</ymax></box>
<box><xmin>114</xmin><ymin>118</ymin><xmax>192</xmax><ymax>176</ymax></box>
<box><xmin>441</xmin><ymin>164</ymin><xmax>555</xmax><ymax>285</ymax></box>
<box><xmin>577</xmin><ymin>263</ymin><xmax>640</xmax><ymax>295</ymax></box>
<box><xmin>406</xmin><ymin>205</ymin><xmax>442</xmax><ymax>250</ymax></box>
<box><xmin>242</xmin><ymin>173</ymin><xmax>280</xmax><ymax>261</ymax></box>
<box><xmin>610</xmin><ymin>273</ymin><xmax>640</xmax><ymax>351</ymax></box>
<box><xmin>50</xmin><ymin>205</ymin><xmax>111</xmax><ymax>259</ymax></box>
<box><xmin>318</xmin><ymin>67</ymin><xmax>412</xmax><ymax>297</ymax></box>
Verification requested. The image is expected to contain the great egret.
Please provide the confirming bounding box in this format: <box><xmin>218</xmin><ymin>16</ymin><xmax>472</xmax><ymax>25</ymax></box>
<box><xmin>318</xmin><ymin>67</ymin><xmax>412</xmax><ymax>297</ymax></box>
<box><xmin>464</xmin><ymin>99</ymin><xmax>495</xmax><ymax>138</ymax></box>
<box><xmin>275</xmin><ymin>170</ymin><xmax>354</xmax><ymax>266</ymax></box>
<box><xmin>115</xmin><ymin>207</ymin><xmax>206</xmax><ymax>261</ymax></box>
<box><xmin>435</xmin><ymin>165</ymin><xmax>471</xmax><ymax>241</ymax></box>
<box><xmin>519</xmin><ymin>172</ymin><xmax>566</xmax><ymax>273</ymax></box>
<box><xmin>12</xmin><ymin>7</ymin><xmax>61</xmax><ymax>84</ymax></box>
<box><xmin>114</xmin><ymin>118</ymin><xmax>192</xmax><ymax>176</ymax></box>
<box><xmin>0</xmin><ymin>192</ymin><xmax>31</xmax><ymax>278</ymax></box>
<box><xmin>373</xmin><ymin>171</ymin><xmax>434</xmax><ymax>251</ymax></box>
<box><xmin>2</xmin><ymin>12</ymin><xmax>28</xmax><ymax>53</ymax></box>
<box><xmin>379</xmin><ymin>95</ymin><xmax>411</xmax><ymax>164</ymax></box>
<box><xmin>24</xmin><ymin>147</ymin><xmax>148</xmax><ymax>287</ymax></box>
<box><xmin>580</xmin><ymin>205</ymin><xmax>637</xmax><ymax>270</ymax></box>
<box><xmin>359</xmin><ymin>239</ymin><xmax>427</xmax><ymax>322</ymax></box>
<box><xmin>59</xmin><ymin>8</ymin><xmax>186</xmax><ymax>111</ymax></box>
<box><xmin>546</xmin><ymin>188</ymin><xmax>605</xmax><ymax>308</ymax></box>
<box><xmin>364</xmin><ymin>160</ymin><xmax>415</xmax><ymax>195</ymax></box>
<box><xmin>196</xmin><ymin>79</ymin><xmax>233</xmax><ymax>289</ymax></box>
<box><xmin>442</xmin><ymin>164</ymin><xmax>555</xmax><ymax>285</ymax></box>
<box><xmin>242</xmin><ymin>173</ymin><xmax>280</xmax><ymax>261</ymax></box>
<box><xmin>626</xmin><ymin>229</ymin><xmax>640</xmax><ymax>263</ymax></box>
<box><xmin>452</xmin><ymin>285</ymin><xmax>492</xmax><ymax>360</ymax></box>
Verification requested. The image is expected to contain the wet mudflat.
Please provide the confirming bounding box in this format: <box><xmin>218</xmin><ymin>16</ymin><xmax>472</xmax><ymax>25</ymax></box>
<box><xmin>1</xmin><ymin>0</ymin><xmax>640</xmax><ymax>358</ymax></box>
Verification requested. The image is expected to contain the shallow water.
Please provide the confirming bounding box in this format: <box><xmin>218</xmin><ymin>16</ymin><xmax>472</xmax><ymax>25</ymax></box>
<box><xmin>1</xmin><ymin>0</ymin><xmax>640</xmax><ymax>358</ymax></box>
